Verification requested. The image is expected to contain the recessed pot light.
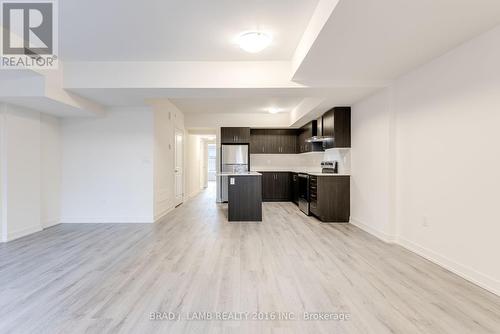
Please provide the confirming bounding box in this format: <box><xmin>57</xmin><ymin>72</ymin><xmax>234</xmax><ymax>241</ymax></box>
<box><xmin>267</xmin><ymin>107</ymin><xmax>282</xmax><ymax>114</ymax></box>
<box><xmin>238</xmin><ymin>32</ymin><xmax>272</xmax><ymax>53</ymax></box>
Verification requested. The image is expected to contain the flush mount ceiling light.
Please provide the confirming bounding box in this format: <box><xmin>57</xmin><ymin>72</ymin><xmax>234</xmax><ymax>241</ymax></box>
<box><xmin>238</xmin><ymin>32</ymin><xmax>272</xmax><ymax>53</ymax></box>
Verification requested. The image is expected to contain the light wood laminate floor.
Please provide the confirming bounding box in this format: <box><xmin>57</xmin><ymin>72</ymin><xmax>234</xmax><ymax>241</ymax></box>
<box><xmin>1</xmin><ymin>184</ymin><xmax>499</xmax><ymax>334</ymax></box>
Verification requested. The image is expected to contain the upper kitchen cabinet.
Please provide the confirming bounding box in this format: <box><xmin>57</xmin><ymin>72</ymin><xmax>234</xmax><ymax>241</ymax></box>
<box><xmin>250</xmin><ymin>129</ymin><xmax>297</xmax><ymax>154</ymax></box>
<box><xmin>221</xmin><ymin>127</ymin><xmax>250</xmax><ymax>144</ymax></box>
<box><xmin>276</xmin><ymin>129</ymin><xmax>298</xmax><ymax>154</ymax></box>
<box><xmin>322</xmin><ymin>107</ymin><xmax>351</xmax><ymax>149</ymax></box>
<box><xmin>297</xmin><ymin>121</ymin><xmax>324</xmax><ymax>153</ymax></box>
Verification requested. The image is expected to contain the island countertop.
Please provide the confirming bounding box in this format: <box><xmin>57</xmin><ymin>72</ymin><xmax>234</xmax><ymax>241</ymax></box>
<box><xmin>250</xmin><ymin>168</ymin><xmax>350</xmax><ymax>176</ymax></box>
<box><xmin>218</xmin><ymin>172</ymin><xmax>262</xmax><ymax>176</ymax></box>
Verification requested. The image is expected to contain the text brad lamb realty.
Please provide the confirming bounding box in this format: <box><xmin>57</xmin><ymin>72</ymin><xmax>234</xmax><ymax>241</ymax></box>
<box><xmin>149</xmin><ymin>311</ymin><xmax>351</xmax><ymax>321</ymax></box>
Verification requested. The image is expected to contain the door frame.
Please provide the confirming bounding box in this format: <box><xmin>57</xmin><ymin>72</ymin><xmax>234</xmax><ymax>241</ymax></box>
<box><xmin>174</xmin><ymin>128</ymin><xmax>184</xmax><ymax>207</ymax></box>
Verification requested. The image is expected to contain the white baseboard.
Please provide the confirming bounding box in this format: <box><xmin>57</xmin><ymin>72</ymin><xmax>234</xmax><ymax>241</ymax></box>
<box><xmin>154</xmin><ymin>206</ymin><xmax>175</xmax><ymax>223</ymax></box>
<box><xmin>6</xmin><ymin>225</ymin><xmax>42</xmax><ymax>242</ymax></box>
<box><xmin>154</xmin><ymin>190</ymin><xmax>203</xmax><ymax>223</ymax></box>
<box><xmin>349</xmin><ymin>217</ymin><xmax>500</xmax><ymax>297</ymax></box>
<box><xmin>43</xmin><ymin>219</ymin><xmax>61</xmax><ymax>229</ymax></box>
<box><xmin>350</xmin><ymin>217</ymin><xmax>396</xmax><ymax>243</ymax></box>
<box><xmin>60</xmin><ymin>217</ymin><xmax>154</xmax><ymax>224</ymax></box>
<box><xmin>398</xmin><ymin>237</ymin><xmax>500</xmax><ymax>297</ymax></box>
<box><xmin>188</xmin><ymin>189</ymin><xmax>202</xmax><ymax>199</ymax></box>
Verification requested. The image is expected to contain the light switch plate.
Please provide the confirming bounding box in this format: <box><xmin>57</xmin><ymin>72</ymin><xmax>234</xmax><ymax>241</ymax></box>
<box><xmin>230</xmin><ymin>178</ymin><xmax>235</xmax><ymax>185</ymax></box>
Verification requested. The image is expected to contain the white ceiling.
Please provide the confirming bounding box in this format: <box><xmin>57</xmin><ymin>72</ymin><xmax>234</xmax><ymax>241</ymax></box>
<box><xmin>170</xmin><ymin>97</ymin><xmax>304</xmax><ymax>114</ymax></box>
<box><xmin>293</xmin><ymin>0</ymin><xmax>500</xmax><ymax>83</ymax></box>
<box><xmin>68</xmin><ymin>86</ymin><xmax>379</xmax><ymax>111</ymax></box>
<box><xmin>20</xmin><ymin>0</ymin><xmax>500</xmax><ymax>118</ymax></box>
<box><xmin>60</xmin><ymin>0</ymin><xmax>319</xmax><ymax>61</ymax></box>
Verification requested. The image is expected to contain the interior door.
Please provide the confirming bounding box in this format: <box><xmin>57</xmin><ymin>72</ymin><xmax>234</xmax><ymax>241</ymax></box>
<box><xmin>174</xmin><ymin>129</ymin><xmax>184</xmax><ymax>206</ymax></box>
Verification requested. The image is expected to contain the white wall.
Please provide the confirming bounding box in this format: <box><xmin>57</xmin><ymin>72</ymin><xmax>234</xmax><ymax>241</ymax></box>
<box><xmin>250</xmin><ymin>149</ymin><xmax>351</xmax><ymax>174</ymax></box>
<box><xmin>186</xmin><ymin>136</ymin><xmax>216</xmax><ymax>198</ymax></box>
<box><xmin>151</xmin><ymin>100</ymin><xmax>185</xmax><ymax>221</ymax></box>
<box><xmin>60</xmin><ymin>108</ymin><xmax>155</xmax><ymax>223</ymax></box>
<box><xmin>0</xmin><ymin>104</ymin><xmax>42</xmax><ymax>241</ymax></box>
<box><xmin>350</xmin><ymin>89</ymin><xmax>395</xmax><ymax>241</ymax></box>
<box><xmin>40</xmin><ymin>114</ymin><xmax>62</xmax><ymax>228</ymax></box>
<box><xmin>250</xmin><ymin>153</ymin><xmax>323</xmax><ymax>172</ymax></box>
<box><xmin>351</xmin><ymin>25</ymin><xmax>500</xmax><ymax>295</ymax></box>
<box><xmin>186</xmin><ymin>135</ymin><xmax>203</xmax><ymax>198</ymax></box>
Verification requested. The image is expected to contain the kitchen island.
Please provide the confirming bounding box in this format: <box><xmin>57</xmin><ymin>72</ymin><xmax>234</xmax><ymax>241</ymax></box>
<box><xmin>219</xmin><ymin>172</ymin><xmax>262</xmax><ymax>222</ymax></box>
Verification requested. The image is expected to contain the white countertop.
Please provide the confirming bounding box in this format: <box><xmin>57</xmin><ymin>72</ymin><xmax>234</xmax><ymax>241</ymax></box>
<box><xmin>250</xmin><ymin>167</ymin><xmax>350</xmax><ymax>176</ymax></box>
<box><xmin>252</xmin><ymin>167</ymin><xmax>322</xmax><ymax>173</ymax></box>
<box><xmin>307</xmin><ymin>172</ymin><xmax>350</xmax><ymax>177</ymax></box>
<box><xmin>218</xmin><ymin>172</ymin><xmax>262</xmax><ymax>176</ymax></box>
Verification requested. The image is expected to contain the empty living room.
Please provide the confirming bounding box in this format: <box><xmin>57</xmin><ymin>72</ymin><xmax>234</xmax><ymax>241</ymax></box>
<box><xmin>0</xmin><ymin>0</ymin><xmax>500</xmax><ymax>333</ymax></box>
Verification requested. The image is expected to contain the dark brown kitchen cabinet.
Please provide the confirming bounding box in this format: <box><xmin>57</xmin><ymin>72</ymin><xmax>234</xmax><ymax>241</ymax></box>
<box><xmin>275</xmin><ymin>129</ymin><xmax>297</xmax><ymax>153</ymax></box>
<box><xmin>221</xmin><ymin>127</ymin><xmax>250</xmax><ymax>144</ymax></box>
<box><xmin>260</xmin><ymin>172</ymin><xmax>292</xmax><ymax>201</ymax></box>
<box><xmin>250</xmin><ymin>129</ymin><xmax>297</xmax><ymax>154</ymax></box>
<box><xmin>250</xmin><ymin>129</ymin><xmax>266</xmax><ymax>153</ymax></box>
<box><xmin>228</xmin><ymin>175</ymin><xmax>262</xmax><ymax>221</ymax></box>
<box><xmin>297</xmin><ymin>121</ymin><xmax>323</xmax><ymax>153</ymax></box>
<box><xmin>321</xmin><ymin>107</ymin><xmax>351</xmax><ymax>149</ymax></box>
<box><xmin>291</xmin><ymin>173</ymin><xmax>299</xmax><ymax>205</ymax></box>
<box><xmin>309</xmin><ymin>175</ymin><xmax>350</xmax><ymax>222</ymax></box>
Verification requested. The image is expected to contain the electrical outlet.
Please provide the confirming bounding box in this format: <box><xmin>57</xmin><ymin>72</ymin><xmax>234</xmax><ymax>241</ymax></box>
<box><xmin>422</xmin><ymin>216</ymin><xmax>429</xmax><ymax>228</ymax></box>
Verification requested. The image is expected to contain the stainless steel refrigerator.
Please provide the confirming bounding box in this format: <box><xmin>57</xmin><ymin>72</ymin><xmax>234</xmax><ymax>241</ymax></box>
<box><xmin>220</xmin><ymin>144</ymin><xmax>249</xmax><ymax>202</ymax></box>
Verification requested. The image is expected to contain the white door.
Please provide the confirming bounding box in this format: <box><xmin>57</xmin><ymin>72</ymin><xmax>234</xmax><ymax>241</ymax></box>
<box><xmin>174</xmin><ymin>129</ymin><xmax>184</xmax><ymax>206</ymax></box>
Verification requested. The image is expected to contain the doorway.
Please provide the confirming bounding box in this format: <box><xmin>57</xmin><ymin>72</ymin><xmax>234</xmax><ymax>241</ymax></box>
<box><xmin>174</xmin><ymin>128</ymin><xmax>184</xmax><ymax>207</ymax></box>
<box><xmin>207</xmin><ymin>144</ymin><xmax>216</xmax><ymax>182</ymax></box>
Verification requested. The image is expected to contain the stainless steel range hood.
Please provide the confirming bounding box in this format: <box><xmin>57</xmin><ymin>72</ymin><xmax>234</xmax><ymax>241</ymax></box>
<box><xmin>305</xmin><ymin>136</ymin><xmax>333</xmax><ymax>143</ymax></box>
<box><xmin>305</xmin><ymin>118</ymin><xmax>333</xmax><ymax>143</ymax></box>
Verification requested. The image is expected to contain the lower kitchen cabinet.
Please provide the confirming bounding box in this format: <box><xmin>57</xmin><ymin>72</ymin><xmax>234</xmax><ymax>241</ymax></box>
<box><xmin>228</xmin><ymin>175</ymin><xmax>262</xmax><ymax>222</ymax></box>
<box><xmin>310</xmin><ymin>176</ymin><xmax>350</xmax><ymax>222</ymax></box>
<box><xmin>259</xmin><ymin>171</ymin><xmax>349</xmax><ymax>222</ymax></box>
<box><xmin>291</xmin><ymin>173</ymin><xmax>299</xmax><ymax>205</ymax></box>
<box><xmin>260</xmin><ymin>172</ymin><xmax>292</xmax><ymax>201</ymax></box>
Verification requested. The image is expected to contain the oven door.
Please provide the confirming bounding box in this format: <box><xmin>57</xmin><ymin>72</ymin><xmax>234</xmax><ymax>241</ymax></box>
<box><xmin>298</xmin><ymin>174</ymin><xmax>310</xmax><ymax>215</ymax></box>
